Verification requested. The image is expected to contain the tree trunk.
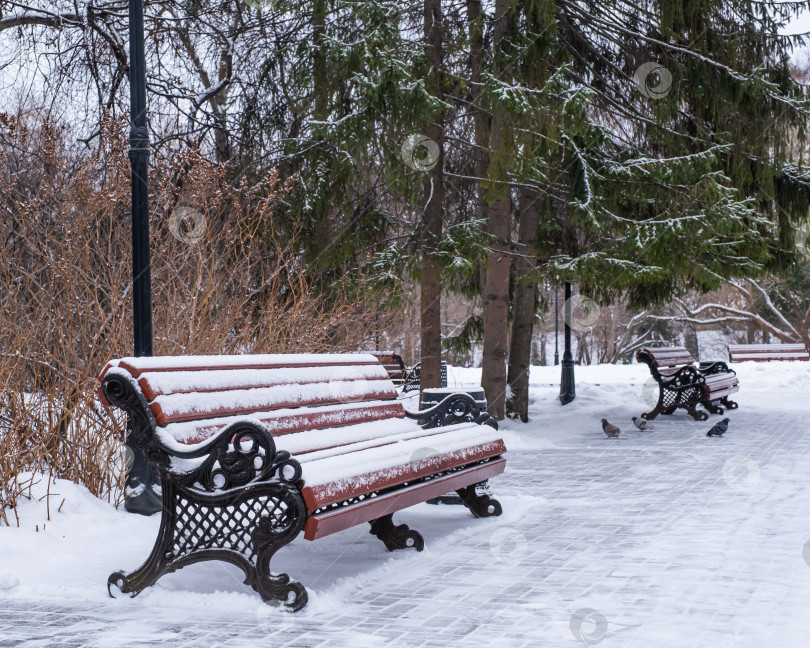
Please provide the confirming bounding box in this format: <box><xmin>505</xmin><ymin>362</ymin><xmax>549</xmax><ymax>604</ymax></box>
<box><xmin>419</xmin><ymin>0</ymin><xmax>444</xmax><ymax>398</ymax></box>
<box><xmin>480</xmin><ymin>0</ymin><xmax>513</xmax><ymax>419</ymax></box>
<box><xmin>506</xmin><ymin>186</ymin><xmax>540</xmax><ymax>421</ymax></box>
<box><xmin>482</xmin><ymin>193</ymin><xmax>511</xmax><ymax>418</ymax></box>
<box><xmin>683</xmin><ymin>322</ymin><xmax>699</xmax><ymax>359</ymax></box>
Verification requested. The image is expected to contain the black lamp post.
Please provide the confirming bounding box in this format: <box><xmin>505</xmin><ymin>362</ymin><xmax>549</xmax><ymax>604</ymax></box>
<box><xmin>124</xmin><ymin>0</ymin><xmax>160</xmax><ymax>515</ymax></box>
<box><xmin>553</xmin><ymin>285</ymin><xmax>559</xmax><ymax>366</ymax></box>
<box><xmin>559</xmin><ymin>282</ymin><xmax>576</xmax><ymax>405</ymax></box>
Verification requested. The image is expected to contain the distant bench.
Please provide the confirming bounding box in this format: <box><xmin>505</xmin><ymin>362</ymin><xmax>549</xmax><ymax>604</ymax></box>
<box><xmin>366</xmin><ymin>352</ymin><xmax>448</xmax><ymax>393</ymax></box>
<box><xmin>636</xmin><ymin>346</ymin><xmax>739</xmax><ymax>421</ymax></box>
<box><xmin>728</xmin><ymin>343</ymin><xmax>809</xmax><ymax>363</ymax></box>
<box><xmin>97</xmin><ymin>353</ymin><xmax>505</xmax><ymax>611</ymax></box>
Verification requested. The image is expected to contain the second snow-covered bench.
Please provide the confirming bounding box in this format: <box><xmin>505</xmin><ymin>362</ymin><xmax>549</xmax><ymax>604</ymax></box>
<box><xmin>728</xmin><ymin>343</ymin><xmax>809</xmax><ymax>362</ymax></box>
<box><xmin>97</xmin><ymin>353</ymin><xmax>505</xmax><ymax>611</ymax></box>
<box><xmin>637</xmin><ymin>346</ymin><xmax>739</xmax><ymax>421</ymax></box>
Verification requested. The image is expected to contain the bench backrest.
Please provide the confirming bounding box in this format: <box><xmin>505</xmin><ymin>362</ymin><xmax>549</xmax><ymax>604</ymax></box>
<box><xmin>367</xmin><ymin>351</ymin><xmax>407</xmax><ymax>384</ymax></box>
<box><xmin>98</xmin><ymin>354</ymin><xmax>403</xmax><ymax>445</ymax></box>
<box><xmin>637</xmin><ymin>346</ymin><xmax>695</xmax><ymax>368</ymax></box>
<box><xmin>728</xmin><ymin>343</ymin><xmax>810</xmax><ymax>362</ymax></box>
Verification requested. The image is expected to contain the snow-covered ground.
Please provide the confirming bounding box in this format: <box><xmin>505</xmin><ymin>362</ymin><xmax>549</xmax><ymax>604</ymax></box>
<box><xmin>3</xmin><ymin>361</ymin><xmax>810</xmax><ymax>646</ymax></box>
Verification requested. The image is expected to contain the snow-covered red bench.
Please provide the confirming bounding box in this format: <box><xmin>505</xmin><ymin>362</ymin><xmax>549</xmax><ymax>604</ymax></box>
<box><xmin>728</xmin><ymin>343</ymin><xmax>810</xmax><ymax>362</ymax></box>
<box><xmin>636</xmin><ymin>346</ymin><xmax>739</xmax><ymax>421</ymax></box>
<box><xmin>97</xmin><ymin>353</ymin><xmax>505</xmax><ymax>611</ymax></box>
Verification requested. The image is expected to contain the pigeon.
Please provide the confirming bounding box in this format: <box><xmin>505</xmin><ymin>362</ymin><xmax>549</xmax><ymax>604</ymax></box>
<box><xmin>632</xmin><ymin>416</ymin><xmax>655</xmax><ymax>431</ymax></box>
<box><xmin>601</xmin><ymin>419</ymin><xmax>621</xmax><ymax>438</ymax></box>
<box><xmin>706</xmin><ymin>418</ymin><xmax>730</xmax><ymax>437</ymax></box>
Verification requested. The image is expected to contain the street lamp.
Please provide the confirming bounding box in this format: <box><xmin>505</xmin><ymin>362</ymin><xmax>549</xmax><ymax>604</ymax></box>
<box><xmin>554</xmin><ymin>284</ymin><xmax>559</xmax><ymax>366</ymax></box>
<box><xmin>559</xmin><ymin>282</ymin><xmax>576</xmax><ymax>405</ymax></box>
<box><xmin>124</xmin><ymin>0</ymin><xmax>160</xmax><ymax>515</ymax></box>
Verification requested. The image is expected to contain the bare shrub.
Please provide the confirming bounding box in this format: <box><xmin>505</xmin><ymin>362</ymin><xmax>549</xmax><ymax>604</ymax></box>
<box><xmin>0</xmin><ymin>112</ymin><xmax>385</xmax><ymax>524</ymax></box>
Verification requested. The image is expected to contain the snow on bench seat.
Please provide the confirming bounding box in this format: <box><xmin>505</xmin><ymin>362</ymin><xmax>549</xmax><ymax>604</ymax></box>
<box><xmin>298</xmin><ymin>424</ymin><xmax>504</xmax><ymax>510</ymax></box>
<box><xmin>160</xmin><ymin>400</ymin><xmax>406</xmax><ymax>448</ymax></box>
<box><xmin>703</xmin><ymin>372</ymin><xmax>740</xmax><ymax>400</ymax></box>
<box><xmin>148</xmin><ymin>380</ymin><xmax>397</xmax><ymax>426</ymax></box>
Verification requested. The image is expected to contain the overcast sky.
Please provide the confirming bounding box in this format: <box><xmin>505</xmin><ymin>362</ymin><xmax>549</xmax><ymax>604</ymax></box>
<box><xmin>785</xmin><ymin>7</ymin><xmax>810</xmax><ymax>61</ymax></box>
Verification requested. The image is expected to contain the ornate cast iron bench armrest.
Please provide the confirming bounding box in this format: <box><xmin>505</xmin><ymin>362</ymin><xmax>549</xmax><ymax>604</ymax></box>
<box><xmin>404</xmin><ymin>392</ymin><xmax>498</xmax><ymax>430</ymax></box>
<box><xmin>656</xmin><ymin>364</ymin><xmax>704</xmax><ymax>389</ymax></box>
<box><xmin>698</xmin><ymin>361</ymin><xmax>735</xmax><ymax>376</ymax></box>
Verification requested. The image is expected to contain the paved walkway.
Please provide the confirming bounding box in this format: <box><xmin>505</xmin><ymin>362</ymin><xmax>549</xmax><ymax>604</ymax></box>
<box><xmin>3</xmin><ymin>369</ymin><xmax>810</xmax><ymax>647</ymax></box>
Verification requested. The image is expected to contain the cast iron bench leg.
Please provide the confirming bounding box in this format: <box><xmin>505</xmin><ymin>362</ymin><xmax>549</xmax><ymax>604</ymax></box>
<box><xmin>686</xmin><ymin>399</ymin><xmax>709</xmax><ymax>421</ymax></box>
<box><xmin>369</xmin><ymin>514</ymin><xmax>425</xmax><ymax>551</ymax></box>
<box><xmin>704</xmin><ymin>400</ymin><xmax>725</xmax><ymax>415</ymax></box>
<box><xmin>108</xmin><ymin>475</ymin><xmax>309</xmax><ymax>611</ymax></box>
<box><xmin>721</xmin><ymin>396</ymin><xmax>739</xmax><ymax>410</ymax></box>
<box><xmin>456</xmin><ymin>485</ymin><xmax>502</xmax><ymax>518</ymax></box>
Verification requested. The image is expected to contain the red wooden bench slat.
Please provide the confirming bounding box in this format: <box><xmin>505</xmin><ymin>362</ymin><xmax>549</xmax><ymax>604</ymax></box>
<box><xmin>643</xmin><ymin>347</ymin><xmax>695</xmax><ymax>367</ymax></box>
<box><xmin>729</xmin><ymin>343</ymin><xmax>806</xmax><ymax>351</ymax></box>
<box><xmin>117</xmin><ymin>354</ymin><xmax>381</xmax><ymax>379</ymax></box>
<box><xmin>137</xmin><ymin>371</ymin><xmax>391</xmax><ymax>400</ymax></box>
<box><xmin>301</xmin><ymin>439</ymin><xmax>506</xmax><ymax>510</ymax></box>
<box><xmin>303</xmin><ymin>458</ymin><xmax>507</xmax><ymax>541</ymax></box>
<box><xmin>167</xmin><ymin>402</ymin><xmax>406</xmax><ymax>446</ymax></box>
<box><xmin>149</xmin><ymin>382</ymin><xmax>398</xmax><ymax>426</ymax></box>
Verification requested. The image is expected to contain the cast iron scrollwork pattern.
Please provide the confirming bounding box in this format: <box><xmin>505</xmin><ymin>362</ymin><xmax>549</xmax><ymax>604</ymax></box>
<box><xmin>108</xmin><ymin>475</ymin><xmax>309</xmax><ymax>611</ymax></box>
<box><xmin>405</xmin><ymin>393</ymin><xmax>498</xmax><ymax>430</ymax></box>
<box><xmin>101</xmin><ymin>371</ymin><xmax>171</xmax><ymax>470</ymax></box>
<box><xmin>102</xmin><ymin>374</ymin><xmax>309</xmax><ymax>610</ymax></box>
<box><xmin>172</xmin><ymin>420</ymin><xmax>303</xmax><ymax>493</ymax></box>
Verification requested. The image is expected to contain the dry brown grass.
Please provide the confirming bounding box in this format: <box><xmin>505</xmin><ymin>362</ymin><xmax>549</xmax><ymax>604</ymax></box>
<box><xmin>0</xmin><ymin>112</ymin><xmax>385</xmax><ymax>524</ymax></box>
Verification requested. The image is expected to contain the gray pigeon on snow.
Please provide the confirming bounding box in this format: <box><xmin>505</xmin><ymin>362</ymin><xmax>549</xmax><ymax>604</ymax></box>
<box><xmin>601</xmin><ymin>419</ymin><xmax>621</xmax><ymax>438</ymax></box>
<box><xmin>706</xmin><ymin>418</ymin><xmax>730</xmax><ymax>437</ymax></box>
<box><xmin>632</xmin><ymin>416</ymin><xmax>655</xmax><ymax>431</ymax></box>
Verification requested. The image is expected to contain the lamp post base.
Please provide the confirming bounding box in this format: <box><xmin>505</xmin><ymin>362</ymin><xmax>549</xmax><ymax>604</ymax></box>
<box><xmin>123</xmin><ymin>438</ymin><xmax>162</xmax><ymax>516</ymax></box>
<box><xmin>559</xmin><ymin>359</ymin><xmax>576</xmax><ymax>405</ymax></box>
